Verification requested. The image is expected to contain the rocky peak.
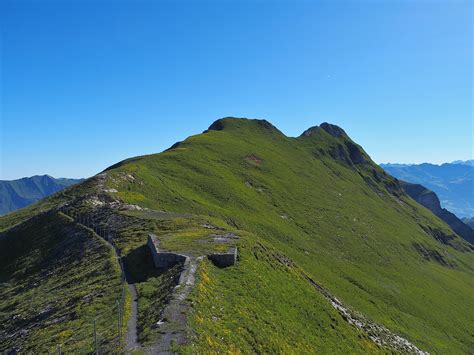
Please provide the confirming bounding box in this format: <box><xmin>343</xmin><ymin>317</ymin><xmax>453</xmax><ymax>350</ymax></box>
<box><xmin>300</xmin><ymin>126</ymin><xmax>323</xmax><ymax>137</ymax></box>
<box><xmin>319</xmin><ymin>123</ymin><xmax>347</xmax><ymax>138</ymax></box>
<box><xmin>300</xmin><ymin>123</ymin><xmax>347</xmax><ymax>138</ymax></box>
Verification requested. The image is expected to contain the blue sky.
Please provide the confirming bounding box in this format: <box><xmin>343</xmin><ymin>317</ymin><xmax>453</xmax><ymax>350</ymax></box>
<box><xmin>1</xmin><ymin>0</ymin><xmax>472</xmax><ymax>179</ymax></box>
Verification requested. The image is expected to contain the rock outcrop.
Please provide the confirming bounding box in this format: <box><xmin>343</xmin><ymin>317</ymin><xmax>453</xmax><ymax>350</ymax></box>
<box><xmin>320</xmin><ymin>122</ymin><xmax>347</xmax><ymax>138</ymax></box>
<box><xmin>400</xmin><ymin>181</ymin><xmax>474</xmax><ymax>244</ymax></box>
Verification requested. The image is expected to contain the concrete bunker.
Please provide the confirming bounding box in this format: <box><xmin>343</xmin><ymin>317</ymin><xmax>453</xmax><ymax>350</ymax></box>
<box><xmin>208</xmin><ymin>247</ymin><xmax>238</xmax><ymax>268</ymax></box>
<box><xmin>147</xmin><ymin>234</ymin><xmax>188</xmax><ymax>269</ymax></box>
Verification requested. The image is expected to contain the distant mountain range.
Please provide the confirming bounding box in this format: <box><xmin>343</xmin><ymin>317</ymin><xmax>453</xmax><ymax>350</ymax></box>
<box><xmin>382</xmin><ymin>159</ymin><xmax>474</xmax><ymax>168</ymax></box>
<box><xmin>381</xmin><ymin>161</ymin><xmax>474</xmax><ymax>218</ymax></box>
<box><xmin>451</xmin><ymin>160</ymin><xmax>474</xmax><ymax>167</ymax></box>
<box><xmin>0</xmin><ymin>175</ymin><xmax>82</xmax><ymax>216</ymax></box>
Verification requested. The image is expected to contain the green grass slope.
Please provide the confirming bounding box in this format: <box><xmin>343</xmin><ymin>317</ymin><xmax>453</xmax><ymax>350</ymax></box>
<box><xmin>104</xmin><ymin>118</ymin><xmax>473</xmax><ymax>353</ymax></box>
<box><xmin>1</xmin><ymin>117</ymin><xmax>473</xmax><ymax>353</ymax></box>
<box><xmin>0</xmin><ymin>211</ymin><xmax>125</xmax><ymax>352</ymax></box>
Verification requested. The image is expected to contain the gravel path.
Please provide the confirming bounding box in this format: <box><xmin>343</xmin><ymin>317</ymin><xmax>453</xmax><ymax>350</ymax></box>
<box><xmin>145</xmin><ymin>256</ymin><xmax>202</xmax><ymax>354</ymax></box>
<box><xmin>125</xmin><ymin>283</ymin><xmax>140</xmax><ymax>352</ymax></box>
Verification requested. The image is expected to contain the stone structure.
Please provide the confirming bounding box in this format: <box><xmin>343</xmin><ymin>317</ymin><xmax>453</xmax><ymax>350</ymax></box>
<box><xmin>208</xmin><ymin>247</ymin><xmax>238</xmax><ymax>268</ymax></box>
<box><xmin>147</xmin><ymin>234</ymin><xmax>187</xmax><ymax>269</ymax></box>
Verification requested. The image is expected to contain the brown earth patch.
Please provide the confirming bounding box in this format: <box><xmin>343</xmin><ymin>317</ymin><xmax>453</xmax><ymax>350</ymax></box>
<box><xmin>244</xmin><ymin>155</ymin><xmax>263</xmax><ymax>166</ymax></box>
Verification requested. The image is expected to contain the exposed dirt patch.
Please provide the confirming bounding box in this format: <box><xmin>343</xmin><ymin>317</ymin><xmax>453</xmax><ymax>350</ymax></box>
<box><xmin>244</xmin><ymin>155</ymin><xmax>263</xmax><ymax>166</ymax></box>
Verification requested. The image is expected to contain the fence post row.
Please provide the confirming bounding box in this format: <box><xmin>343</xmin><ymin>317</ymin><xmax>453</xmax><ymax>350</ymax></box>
<box><xmin>93</xmin><ymin>318</ymin><xmax>98</xmax><ymax>354</ymax></box>
<box><xmin>59</xmin><ymin>209</ymin><xmax>128</xmax><ymax>351</ymax></box>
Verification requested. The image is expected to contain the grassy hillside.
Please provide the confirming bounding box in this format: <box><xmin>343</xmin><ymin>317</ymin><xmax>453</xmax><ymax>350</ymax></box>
<box><xmin>0</xmin><ymin>212</ymin><xmax>125</xmax><ymax>352</ymax></box>
<box><xmin>1</xmin><ymin>117</ymin><xmax>473</xmax><ymax>353</ymax></box>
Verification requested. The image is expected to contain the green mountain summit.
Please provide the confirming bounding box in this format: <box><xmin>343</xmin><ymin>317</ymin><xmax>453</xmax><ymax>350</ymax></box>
<box><xmin>1</xmin><ymin>118</ymin><xmax>473</xmax><ymax>353</ymax></box>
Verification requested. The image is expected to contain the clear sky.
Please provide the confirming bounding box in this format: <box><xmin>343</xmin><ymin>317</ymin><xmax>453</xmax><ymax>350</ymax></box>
<box><xmin>1</xmin><ymin>0</ymin><xmax>472</xmax><ymax>180</ymax></box>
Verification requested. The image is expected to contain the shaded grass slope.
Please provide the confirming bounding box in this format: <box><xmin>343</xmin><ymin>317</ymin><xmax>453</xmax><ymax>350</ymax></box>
<box><xmin>0</xmin><ymin>212</ymin><xmax>123</xmax><ymax>352</ymax></box>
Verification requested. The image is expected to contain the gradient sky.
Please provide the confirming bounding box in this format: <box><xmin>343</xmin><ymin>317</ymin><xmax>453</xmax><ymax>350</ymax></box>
<box><xmin>1</xmin><ymin>0</ymin><xmax>472</xmax><ymax>180</ymax></box>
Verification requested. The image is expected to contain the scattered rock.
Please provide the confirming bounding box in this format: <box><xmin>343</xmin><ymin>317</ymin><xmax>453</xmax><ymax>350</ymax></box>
<box><xmin>121</xmin><ymin>204</ymin><xmax>143</xmax><ymax>211</ymax></box>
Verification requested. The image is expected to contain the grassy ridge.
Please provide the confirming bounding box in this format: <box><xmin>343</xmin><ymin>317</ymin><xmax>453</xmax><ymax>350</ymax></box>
<box><xmin>0</xmin><ymin>117</ymin><xmax>473</xmax><ymax>352</ymax></box>
<box><xmin>105</xmin><ymin>118</ymin><xmax>474</xmax><ymax>353</ymax></box>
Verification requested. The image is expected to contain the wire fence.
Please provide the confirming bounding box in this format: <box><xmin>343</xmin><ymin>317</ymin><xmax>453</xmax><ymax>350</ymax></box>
<box><xmin>50</xmin><ymin>207</ymin><xmax>128</xmax><ymax>353</ymax></box>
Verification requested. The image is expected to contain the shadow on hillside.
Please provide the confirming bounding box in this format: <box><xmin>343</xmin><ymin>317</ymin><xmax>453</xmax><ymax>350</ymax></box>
<box><xmin>123</xmin><ymin>244</ymin><xmax>166</xmax><ymax>284</ymax></box>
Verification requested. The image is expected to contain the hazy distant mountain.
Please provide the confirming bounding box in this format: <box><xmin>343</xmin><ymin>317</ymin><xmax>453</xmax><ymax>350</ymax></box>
<box><xmin>380</xmin><ymin>162</ymin><xmax>474</xmax><ymax>218</ymax></box>
<box><xmin>462</xmin><ymin>217</ymin><xmax>474</xmax><ymax>229</ymax></box>
<box><xmin>379</xmin><ymin>163</ymin><xmax>413</xmax><ymax>168</ymax></box>
<box><xmin>451</xmin><ymin>159</ymin><xmax>474</xmax><ymax>166</ymax></box>
<box><xmin>0</xmin><ymin>175</ymin><xmax>82</xmax><ymax>215</ymax></box>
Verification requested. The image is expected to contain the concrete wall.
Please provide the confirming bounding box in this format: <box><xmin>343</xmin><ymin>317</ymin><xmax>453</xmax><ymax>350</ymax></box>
<box><xmin>147</xmin><ymin>234</ymin><xmax>187</xmax><ymax>269</ymax></box>
<box><xmin>208</xmin><ymin>247</ymin><xmax>237</xmax><ymax>268</ymax></box>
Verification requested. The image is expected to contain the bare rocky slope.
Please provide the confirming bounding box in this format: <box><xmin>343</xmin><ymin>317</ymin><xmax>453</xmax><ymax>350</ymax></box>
<box><xmin>399</xmin><ymin>181</ymin><xmax>474</xmax><ymax>244</ymax></box>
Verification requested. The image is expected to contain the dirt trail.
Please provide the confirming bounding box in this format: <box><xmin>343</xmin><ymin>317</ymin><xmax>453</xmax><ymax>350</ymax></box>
<box><xmin>58</xmin><ymin>189</ymin><xmax>202</xmax><ymax>354</ymax></box>
<box><xmin>125</xmin><ymin>283</ymin><xmax>140</xmax><ymax>352</ymax></box>
<box><xmin>145</xmin><ymin>256</ymin><xmax>202</xmax><ymax>354</ymax></box>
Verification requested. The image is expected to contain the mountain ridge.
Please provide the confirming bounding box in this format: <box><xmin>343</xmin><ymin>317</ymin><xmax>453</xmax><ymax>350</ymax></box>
<box><xmin>1</xmin><ymin>117</ymin><xmax>473</xmax><ymax>353</ymax></box>
<box><xmin>0</xmin><ymin>175</ymin><xmax>83</xmax><ymax>216</ymax></box>
<box><xmin>398</xmin><ymin>181</ymin><xmax>474</xmax><ymax>244</ymax></box>
<box><xmin>381</xmin><ymin>162</ymin><xmax>474</xmax><ymax>218</ymax></box>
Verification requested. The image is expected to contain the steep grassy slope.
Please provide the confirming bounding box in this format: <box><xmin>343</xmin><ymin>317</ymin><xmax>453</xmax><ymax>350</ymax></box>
<box><xmin>0</xmin><ymin>212</ymin><xmax>124</xmax><ymax>352</ymax></box>
<box><xmin>104</xmin><ymin>118</ymin><xmax>473</xmax><ymax>353</ymax></box>
<box><xmin>1</xmin><ymin>118</ymin><xmax>473</xmax><ymax>353</ymax></box>
<box><xmin>0</xmin><ymin>175</ymin><xmax>82</xmax><ymax>216</ymax></box>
